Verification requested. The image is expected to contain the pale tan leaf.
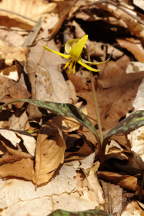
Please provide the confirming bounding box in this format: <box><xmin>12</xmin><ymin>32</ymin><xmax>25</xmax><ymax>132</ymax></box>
<box><xmin>34</xmin><ymin>131</ymin><xmax>66</xmax><ymax>185</ymax></box>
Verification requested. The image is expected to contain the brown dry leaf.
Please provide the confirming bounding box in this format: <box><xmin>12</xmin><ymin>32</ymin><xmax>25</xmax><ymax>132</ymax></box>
<box><xmin>0</xmin><ymin>0</ymin><xmax>56</xmax><ymax>30</ymax></box>
<box><xmin>78</xmin><ymin>79</ymin><xmax>140</xmax><ymax>131</ymax></box>
<box><xmin>0</xmin><ymin>76</ymin><xmax>30</xmax><ymax>103</ymax></box>
<box><xmin>117</xmin><ymin>38</ymin><xmax>144</xmax><ymax>62</ymax></box>
<box><xmin>34</xmin><ymin>129</ymin><xmax>66</xmax><ymax>185</ymax></box>
<box><xmin>98</xmin><ymin>171</ymin><xmax>138</xmax><ymax>192</ymax></box>
<box><xmin>0</xmin><ymin>158</ymin><xmax>34</xmax><ymax>181</ymax></box>
<box><xmin>0</xmin><ymin>41</ymin><xmax>30</xmax><ymax>102</ymax></box>
<box><xmin>75</xmin><ymin>55</ymin><xmax>143</xmax><ymax>131</ymax></box>
<box><xmin>98</xmin><ymin>55</ymin><xmax>144</xmax><ymax>88</ymax></box>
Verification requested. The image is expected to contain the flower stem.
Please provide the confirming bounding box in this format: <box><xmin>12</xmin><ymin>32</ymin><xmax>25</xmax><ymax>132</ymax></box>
<box><xmin>87</xmin><ymin>51</ymin><xmax>103</xmax><ymax>145</ymax></box>
<box><xmin>90</xmin><ymin>74</ymin><xmax>103</xmax><ymax>144</ymax></box>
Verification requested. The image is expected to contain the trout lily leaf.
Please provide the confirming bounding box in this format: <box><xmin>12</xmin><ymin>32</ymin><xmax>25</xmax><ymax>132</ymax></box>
<box><xmin>44</xmin><ymin>35</ymin><xmax>106</xmax><ymax>74</ymax></box>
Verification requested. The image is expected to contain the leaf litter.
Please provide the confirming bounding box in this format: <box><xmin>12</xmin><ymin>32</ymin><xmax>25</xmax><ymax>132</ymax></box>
<box><xmin>0</xmin><ymin>0</ymin><xmax>144</xmax><ymax>215</ymax></box>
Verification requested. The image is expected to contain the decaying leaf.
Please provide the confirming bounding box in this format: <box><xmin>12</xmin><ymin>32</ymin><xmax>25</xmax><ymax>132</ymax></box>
<box><xmin>34</xmin><ymin>128</ymin><xmax>66</xmax><ymax>185</ymax></box>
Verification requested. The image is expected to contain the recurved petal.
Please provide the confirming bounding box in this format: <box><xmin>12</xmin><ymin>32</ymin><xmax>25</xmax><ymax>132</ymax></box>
<box><xmin>78</xmin><ymin>59</ymin><xmax>101</xmax><ymax>72</ymax></box>
<box><xmin>43</xmin><ymin>46</ymin><xmax>70</xmax><ymax>59</ymax></box>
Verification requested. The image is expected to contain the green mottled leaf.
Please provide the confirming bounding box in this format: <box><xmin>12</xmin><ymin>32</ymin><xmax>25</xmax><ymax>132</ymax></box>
<box><xmin>105</xmin><ymin>110</ymin><xmax>144</xmax><ymax>138</ymax></box>
<box><xmin>47</xmin><ymin>209</ymin><xmax>111</xmax><ymax>216</ymax></box>
<box><xmin>4</xmin><ymin>99</ymin><xmax>98</xmax><ymax>136</ymax></box>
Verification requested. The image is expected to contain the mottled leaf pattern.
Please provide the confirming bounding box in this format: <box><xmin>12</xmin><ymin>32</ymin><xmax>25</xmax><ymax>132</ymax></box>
<box><xmin>4</xmin><ymin>99</ymin><xmax>98</xmax><ymax>136</ymax></box>
<box><xmin>105</xmin><ymin>110</ymin><xmax>144</xmax><ymax>138</ymax></box>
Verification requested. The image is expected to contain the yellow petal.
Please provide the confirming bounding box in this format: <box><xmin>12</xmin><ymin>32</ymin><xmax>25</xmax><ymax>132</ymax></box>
<box><xmin>70</xmin><ymin>35</ymin><xmax>88</xmax><ymax>59</ymax></box>
<box><xmin>78</xmin><ymin>59</ymin><xmax>100</xmax><ymax>72</ymax></box>
<box><xmin>43</xmin><ymin>46</ymin><xmax>70</xmax><ymax>59</ymax></box>
<box><xmin>64</xmin><ymin>60</ymin><xmax>71</xmax><ymax>69</ymax></box>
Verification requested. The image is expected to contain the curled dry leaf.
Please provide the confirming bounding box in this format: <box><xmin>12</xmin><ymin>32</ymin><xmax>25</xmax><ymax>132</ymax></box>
<box><xmin>34</xmin><ymin>129</ymin><xmax>66</xmax><ymax>186</ymax></box>
<box><xmin>0</xmin><ymin>0</ymin><xmax>56</xmax><ymax>29</ymax></box>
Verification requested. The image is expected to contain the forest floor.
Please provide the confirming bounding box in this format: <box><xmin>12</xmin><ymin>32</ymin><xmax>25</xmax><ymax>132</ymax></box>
<box><xmin>0</xmin><ymin>0</ymin><xmax>144</xmax><ymax>215</ymax></box>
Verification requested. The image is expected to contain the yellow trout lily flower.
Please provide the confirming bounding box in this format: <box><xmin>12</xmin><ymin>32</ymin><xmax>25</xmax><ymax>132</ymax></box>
<box><xmin>44</xmin><ymin>35</ymin><xmax>106</xmax><ymax>74</ymax></box>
